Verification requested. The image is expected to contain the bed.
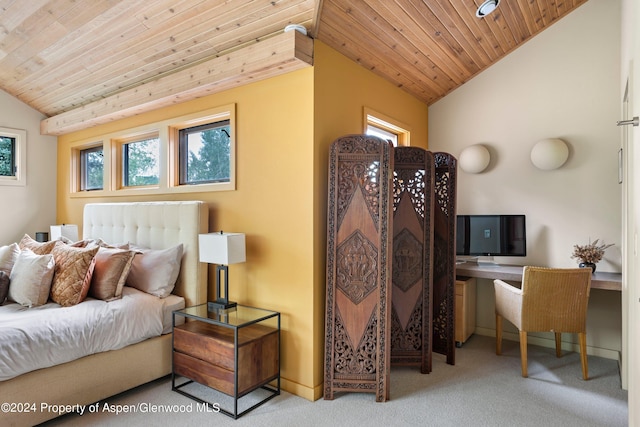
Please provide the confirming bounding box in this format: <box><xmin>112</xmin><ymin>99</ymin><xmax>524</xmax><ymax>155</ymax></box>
<box><xmin>0</xmin><ymin>201</ymin><xmax>209</xmax><ymax>427</ymax></box>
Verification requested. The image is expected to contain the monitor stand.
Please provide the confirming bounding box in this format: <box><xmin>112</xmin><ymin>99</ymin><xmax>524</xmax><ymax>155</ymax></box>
<box><xmin>456</xmin><ymin>256</ymin><xmax>500</xmax><ymax>266</ymax></box>
<box><xmin>477</xmin><ymin>256</ymin><xmax>499</xmax><ymax>266</ymax></box>
<box><xmin>456</xmin><ymin>256</ymin><xmax>478</xmax><ymax>264</ymax></box>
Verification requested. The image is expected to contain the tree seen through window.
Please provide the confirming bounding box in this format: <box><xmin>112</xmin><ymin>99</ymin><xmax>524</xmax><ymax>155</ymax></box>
<box><xmin>180</xmin><ymin>120</ymin><xmax>230</xmax><ymax>185</ymax></box>
<box><xmin>0</xmin><ymin>136</ymin><xmax>16</xmax><ymax>177</ymax></box>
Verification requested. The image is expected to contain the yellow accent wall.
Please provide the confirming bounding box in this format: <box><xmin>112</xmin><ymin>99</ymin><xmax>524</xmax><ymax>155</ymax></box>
<box><xmin>311</xmin><ymin>40</ymin><xmax>428</xmax><ymax>399</ymax></box>
<box><xmin>56</xmin><ymin>40</ymin><xmax>428</xmax><ymax>401</ymax></box>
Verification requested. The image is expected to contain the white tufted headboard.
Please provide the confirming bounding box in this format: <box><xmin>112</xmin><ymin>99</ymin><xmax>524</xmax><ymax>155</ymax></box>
<box><xmin>82</xmin><ymin>201</ymin><xmax>209</xmax><ymax>307</ymax></box>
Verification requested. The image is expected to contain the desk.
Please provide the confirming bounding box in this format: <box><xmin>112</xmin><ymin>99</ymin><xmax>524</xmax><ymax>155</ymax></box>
<box><xmin>456</xmin><ymin>263</ymin><xmax>622</xmax><ymax>291</ymax></box>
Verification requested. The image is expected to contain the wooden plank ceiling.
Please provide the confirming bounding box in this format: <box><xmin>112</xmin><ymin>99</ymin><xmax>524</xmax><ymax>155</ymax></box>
<box><xmin>0</xmin><ymin>0</ymin><xmax>587</xmax><ymax>134</ymax></box>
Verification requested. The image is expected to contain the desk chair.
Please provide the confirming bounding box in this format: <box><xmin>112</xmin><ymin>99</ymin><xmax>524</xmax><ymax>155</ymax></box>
<box><xmin>494</xmin><ymin>266</ymin><xmax>592</xmax><ymax>379</ymax></box>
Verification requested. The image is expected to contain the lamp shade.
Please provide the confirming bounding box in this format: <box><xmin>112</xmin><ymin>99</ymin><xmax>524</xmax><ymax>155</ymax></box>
<box><xmin>459</xmin><ymin>144</ymin><xmax>491</xmax><ymax>174</ymax></box>
<box><xmin>530</xmin><ymin>138</ymin><xmax>569</xmax><ymax>170</ymax></box>
<box><xmin>199</xmin><ymin>232</ymin><xmax>246</xmax><ymax>265</ymax></box>
<box><xmin>50</xmin><ymin>224</ymin><xmax>79</xmax><ymax>242</ymax></box>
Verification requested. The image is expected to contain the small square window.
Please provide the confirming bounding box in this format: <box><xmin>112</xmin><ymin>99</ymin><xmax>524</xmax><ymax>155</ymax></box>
<box><xmin>80</xmin><ymin>146</ymin><xmax>103</xmax><ymax>190</ymax></box>
<box><xmin>366</xmin><ymin>124</ymin><xmax>398</xmax><ymax>146</ymax></box>
<box><xmin>179</xmin><ymin>120</ymin><xmax>231</xmax><ymax>185</ymax></box>
<box><xmin>364</xmin><ymin>108</ymin><xmax>410</xmax><ymax>147</ymax></box>
<box><xmin>122</xmin><ymin>136</ymin><xmax>159</xmax><ymax>187</ymax></box>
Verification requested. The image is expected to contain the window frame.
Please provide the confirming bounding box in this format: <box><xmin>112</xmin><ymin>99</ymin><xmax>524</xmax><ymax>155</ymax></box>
<box><xmin>0</xmin><ymin>126</ymin><xmax>26</xmax><ymax>187</ymax></box>
<box><xmin>117</xmin><ymin>132</ymin><xmax>161</xmax><ymax>189</ymax></box>
<box><xmin>169</xmin><ymin>105</ymin><xmax>236</xmax><ymax>192</ymax></box>
<box><xmin>178</xmin><ymin>119</ymin><xmax>231</xmax><ymax>186</ymax></box>
<box><xmin>79</xmin><ymin>145</ymin><xmax>104</xmax><ymax>191</ymax></box>
<box><xmin>68</xmin><ymin>104</ymin><xmax>236</xmax><ymax>198</ymax></box>
<box><xmin>364</xmin><ymin>108</ymin><xmax>411</xmax><ymax>147</ymax></box>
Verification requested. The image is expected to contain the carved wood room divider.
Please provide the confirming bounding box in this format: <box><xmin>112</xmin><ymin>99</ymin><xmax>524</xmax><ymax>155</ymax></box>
<box><xmin>324</xmin><ymin>135</ymin><xmax>394</xmax><ymax>402</ymax></box>
<box><xmin>432</xmin><ymin>152</ymin><xmax>458</xmax><ymax>365</ymax></box>
<box><xmin>325</xmin><ymin>137</ymin><xmax>457</xmax><ymax>400</ymax></box>
<box><xmin>390</xmin><ymin>147</ymin><xmax>435</xmax><ymax>374</ymax></box>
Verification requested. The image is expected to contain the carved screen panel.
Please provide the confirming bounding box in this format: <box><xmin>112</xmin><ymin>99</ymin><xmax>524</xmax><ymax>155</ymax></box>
<box><xmin>432</xmin><ymin>152</ymin><xmax>457</xmax><ymax>365</ymax></box>
<box><xmin>324</xmin><ymin>135</ymin><xmax>394</xmax><ymax>402</ymax></box>
<box><xmin>390</xmin><ymin>147</ymin><xmax>434</xmax><ymax>374</ymax></box>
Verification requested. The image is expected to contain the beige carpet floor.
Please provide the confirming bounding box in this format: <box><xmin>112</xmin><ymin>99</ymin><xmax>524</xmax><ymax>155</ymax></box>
<box><xmin>43</xmin><ymin>335</ymin><xmax>628</xmax><ymax>427</ymax></box>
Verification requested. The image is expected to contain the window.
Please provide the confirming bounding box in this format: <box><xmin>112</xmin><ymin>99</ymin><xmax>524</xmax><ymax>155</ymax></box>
<box><xmin>179</xmin><ymin>120</ymin><xmax>231</xmax><ymax>185</ymax></box>
<box><xmin>364</xmin><ymin>108</ymin><xmax>410</xmax><ymax>147</ymax></box>
<box><xmin>122</xmin><ymin>136</ymin><xmax>159</xmax><ymax>187</ymax></box>
<box><xmin>80</xmin><ymin>146</ymin><xmax>103</xmax><ymax>190</ymax></box>
<box><xmin>0</xmin><ymin>136</ymin><xmax>15</xmax><ymax>176</ymax></box>
<box><xmin>69</xmin><ymin>104</ymin><xmax>236</xmax><ymax>197</ymax></box>
<box><xmin>366</xmin><ymin>124</ymin><xmax>398</xmax><ymax>146</ymax></box>
<box><xmin>0</xmin><ymin>127</ymin><xmax>26</xmax><ymax>186</ymax></box>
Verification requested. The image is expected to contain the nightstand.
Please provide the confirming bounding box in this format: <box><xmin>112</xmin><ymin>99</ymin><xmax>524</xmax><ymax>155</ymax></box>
<box><xmin>172</xmin><ymin>304</ymin><xmax>280</xmax><ymax>419</ymax></box>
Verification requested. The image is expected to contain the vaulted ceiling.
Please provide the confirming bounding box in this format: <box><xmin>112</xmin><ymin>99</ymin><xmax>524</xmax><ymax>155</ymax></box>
<box><xmin>0</xmin><ymin>0</ymin><xmax>587</xmax><ymax>134</ymax></box>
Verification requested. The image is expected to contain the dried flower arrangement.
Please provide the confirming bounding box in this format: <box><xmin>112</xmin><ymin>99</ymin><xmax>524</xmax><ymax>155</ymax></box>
<box><xmin>571</xmin><ymin>239</ymin><xmax>614</xmax><ymax>264</ymax></box>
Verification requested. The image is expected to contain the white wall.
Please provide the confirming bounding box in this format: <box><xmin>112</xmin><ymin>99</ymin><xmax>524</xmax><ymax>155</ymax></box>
<box><xmin>0</xmin><ymin>89</ymin><xmax>57</xmax><ymax>244</ymax></box>
<box><xmin>429</xmin><ymin>0</ymin><xmax>623</xmax><ymax>358</ymax></box>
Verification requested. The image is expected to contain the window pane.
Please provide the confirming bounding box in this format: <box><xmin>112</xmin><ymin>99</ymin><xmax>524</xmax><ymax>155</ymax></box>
<box><xmin>0</xmin><ymin>136</ymin><xmax>16</xmax><ymax>177</ymax></box>
<box><xmin>81</xmin><ymin>147</ymin><xmax>103</xmax><ymax>190</ymax></box>
<box><xmin>366</xmin><ymin>124</ymin><xmax>398</xmax><ymax>146</ymax></box>
<box><xmin>179</xmin><ymin>120</ymin><xmax>230</xmax><ymax>185</ymax></box>
<box><xmin>124</xmin><ymin>137</ymin><xmax>159</xmax><ymax>186</ymax></box>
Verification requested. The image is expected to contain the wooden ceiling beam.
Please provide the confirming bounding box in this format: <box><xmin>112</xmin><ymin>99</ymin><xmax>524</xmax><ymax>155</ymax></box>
<box><xmin>40</xmin><ymin>30</ymin><xmax>313</xmax><ymax>136</ymax></box>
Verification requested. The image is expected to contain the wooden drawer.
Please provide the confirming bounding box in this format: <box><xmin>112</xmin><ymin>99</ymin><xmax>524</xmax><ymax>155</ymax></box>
<box><xmin>174</xmin><ymin>351</ymin><xmax>236</xmax><ymax>395</ymax></box>
<box><xmin>173</xmin><ymin>321</ymin><xmax>279</xmax><ymax>396</ymax></box>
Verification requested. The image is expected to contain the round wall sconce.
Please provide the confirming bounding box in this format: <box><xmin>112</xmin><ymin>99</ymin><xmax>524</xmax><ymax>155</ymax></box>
<box><xmin>530</xmin><ymin>138</ymin><xmax>569</xmax><ymax>170</ymax></box>
<box><xmin>459</xmin><ymin>144</ymin><xmax>491</xmax><ymax>174</ymax></box>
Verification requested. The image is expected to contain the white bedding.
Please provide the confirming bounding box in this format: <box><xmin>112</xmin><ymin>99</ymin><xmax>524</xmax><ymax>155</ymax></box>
<box><xmin>0</xmin><ymin>286</ymin><xmax>184</xmax><ymax>381</ymax></box>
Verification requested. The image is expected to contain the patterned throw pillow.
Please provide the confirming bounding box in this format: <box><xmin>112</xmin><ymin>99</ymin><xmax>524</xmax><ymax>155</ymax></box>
<box><xmin>19</xmin><ymin>234</ymin><xmax>58</xmax><ymax>255</ymax></box>
<box><xmin>50</xmin><ymin>244</ymin><xmax>99</xmax><ymax>307</ymax></box>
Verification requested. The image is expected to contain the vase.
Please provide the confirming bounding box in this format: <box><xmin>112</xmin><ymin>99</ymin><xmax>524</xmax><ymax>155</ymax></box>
<box><xmin>579</xmin><ymin>262</ymin><xmax>596</xmax><ymax>273</ymax></box>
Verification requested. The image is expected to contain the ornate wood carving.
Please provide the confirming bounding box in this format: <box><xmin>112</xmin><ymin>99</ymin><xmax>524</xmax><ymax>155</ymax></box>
<box><xmin>324</xmin><ymin>135</ymin><xmax>393</xmax><ymax>402</ymax></box>
<box><xmin>390</xmin><ymin>147</ymin><xmax>434</xmax><ymax>374</ymax></box>
<box><xmin>432</xmin><ymin>152</ymin><xmax>457</xmax><ymax>365</ymax></box>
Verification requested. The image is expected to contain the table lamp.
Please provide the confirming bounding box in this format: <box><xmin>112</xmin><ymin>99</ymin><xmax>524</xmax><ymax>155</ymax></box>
<box><xmin>50</xmin><ymin>224</ymin><xmax>79</xmax><ymax>242</ymax></box>
<box><xmin>199</xmin><ymin>231</ymin><xmax>246</xmax><ymax>310</ymax></box>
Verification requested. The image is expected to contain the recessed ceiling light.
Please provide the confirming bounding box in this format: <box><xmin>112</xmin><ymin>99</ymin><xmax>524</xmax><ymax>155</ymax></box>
<box><xmin>476</xmin><ymin>0</ymin><xmax>500</xmax><ymax>18</ymax></box>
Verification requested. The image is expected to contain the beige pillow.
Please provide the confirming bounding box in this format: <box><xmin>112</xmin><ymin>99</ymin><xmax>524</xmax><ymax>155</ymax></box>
<box><xmin>65</xmin><ymin>239</ymin><xmax>96</xmax><ymax>248</ymax></box>
<box><xmin>127</xmin><ymin>244</ymin><xmax>183</xmax><ymax>298</ymax></box>
<box><xmin>0</xmin><ymin>242</ymin><xmax>20</xmax><ymax>274</ymax></box>
<box><xmin>90</xmin><ymin>247</ymin><xmax>135</xmax><ymax>301</ymax></box>
<box><xmin>19</xmin><ymin>234</ymin><xmax>58</xmax><ymax>255</ymax></box>
<box><xmin>96</xmin><ymin>238</ymin><xmax>129</xmax><ymax>249</ymax></box>
<box><xmin>50</xmin><ymin>244</ymin><xmax>99</xmax><ymax>307</ymax></box>
<box><xmin>8</xmin><ymin>249</ymin><xmax>55</xmax><ymax>307</ymax></box>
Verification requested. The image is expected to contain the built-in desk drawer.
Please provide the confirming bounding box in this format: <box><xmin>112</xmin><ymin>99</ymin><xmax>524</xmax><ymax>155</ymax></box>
<box><xmin>455</xmin><ymin>277</ymin><xmax>476</xmax><ymax>345</ymax></box>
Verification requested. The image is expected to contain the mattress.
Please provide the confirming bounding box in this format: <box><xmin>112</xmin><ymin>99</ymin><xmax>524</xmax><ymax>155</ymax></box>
<box><xmin>0</xmin><ymin>286</ymin><xmax>184</xmax><ymax>381</ymax></box>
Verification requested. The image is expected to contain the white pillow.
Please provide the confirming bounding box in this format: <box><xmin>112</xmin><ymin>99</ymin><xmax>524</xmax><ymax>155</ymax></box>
<box><xmin>8</xmin><ymin>249</ymin><xmax>55</xmax><ymax>307</ymax></box>
<box><xmin>0</xmin><ymin>243</ymin><xmax>20</xmax><ymax>274</ymax></box>
<box><xmin>126</xmin><ymin>244</ymin><xmax>183</xmax><ymax>298</ymax></box>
